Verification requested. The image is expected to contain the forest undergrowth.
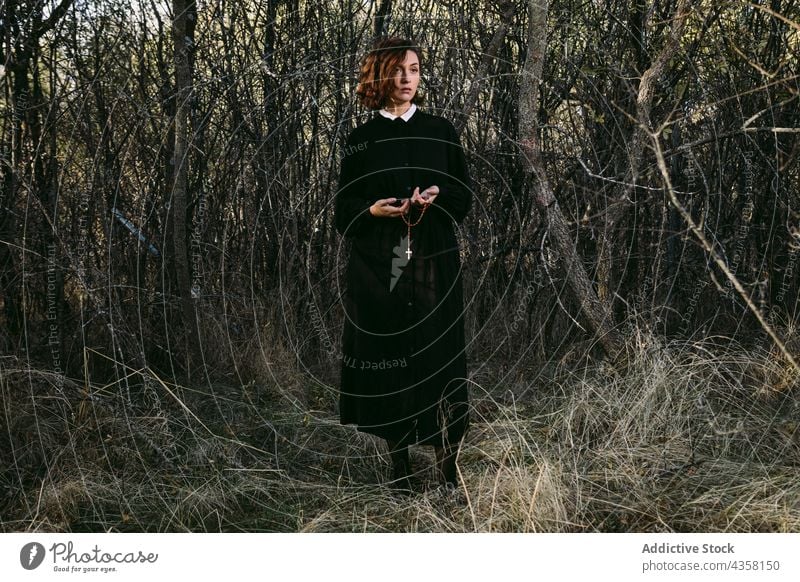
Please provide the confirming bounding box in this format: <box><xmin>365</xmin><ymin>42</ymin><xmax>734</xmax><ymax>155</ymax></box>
<box><xmin>1</xmin><ymin>321</ymin><xmax>798</xmax><ymax>533</ymax></box>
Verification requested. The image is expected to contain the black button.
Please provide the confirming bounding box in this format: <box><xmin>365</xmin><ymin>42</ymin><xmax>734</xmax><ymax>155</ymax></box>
<box><xmin>403</xmin><ymin>162</ymin><xmax>409</xmax><ymax>166</ymax></box>
<box><xmin>407</xmin><ymin>302</ymin><xmax>412</xmax><ymax>307</ymax></box>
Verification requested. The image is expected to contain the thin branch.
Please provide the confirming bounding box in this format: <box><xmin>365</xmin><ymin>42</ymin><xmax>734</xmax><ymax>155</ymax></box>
<box><xmin>33</xmin><ymin>0</ymin><xmax>76</xmax><ymax>37</ymax></box>
<box><xmin>744</xmin><ymin>0</ymin><xmax>800</xmax><ymax>32</ymax></box>
<box><xmin>652</xmin><ymin>130</ymin><xmax>800</xmax><ymax>374</ymax></box>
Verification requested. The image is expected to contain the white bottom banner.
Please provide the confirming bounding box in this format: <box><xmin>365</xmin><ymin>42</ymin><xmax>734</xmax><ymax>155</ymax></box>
<box><xmin>2</xmin><ymin>533</ymin><xmax>798</xmax><ymax>581</ymax></box>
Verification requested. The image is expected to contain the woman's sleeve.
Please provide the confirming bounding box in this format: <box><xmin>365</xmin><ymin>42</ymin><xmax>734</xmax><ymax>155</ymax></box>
<box><xmin>431</xmin><ymin>120</ymin><xmax>472</xmax><ymax>224</ymax></box>
<box><xmin>334</xmin><ymin>130</ymin><xmax>378</xmax><ymax>237</ymax></box>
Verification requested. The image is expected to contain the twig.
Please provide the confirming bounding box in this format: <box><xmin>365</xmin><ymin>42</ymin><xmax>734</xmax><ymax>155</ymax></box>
<box><xmin>744</xmin><ymin>0</ymin><xmax>800</xmax><ymax>32</ymax></box>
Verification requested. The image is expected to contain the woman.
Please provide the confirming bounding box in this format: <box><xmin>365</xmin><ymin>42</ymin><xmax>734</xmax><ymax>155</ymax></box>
<box><xmin>335</xmin><ymin>37</ymin><xmax>472</xmax><ymax>493</ymax></box>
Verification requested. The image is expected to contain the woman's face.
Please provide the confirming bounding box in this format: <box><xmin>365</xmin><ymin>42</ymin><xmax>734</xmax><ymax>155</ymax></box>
<box><xmin>386</xmin><ymin>50</ymin><xmax>420</xmax><ymax>107</ymax></box>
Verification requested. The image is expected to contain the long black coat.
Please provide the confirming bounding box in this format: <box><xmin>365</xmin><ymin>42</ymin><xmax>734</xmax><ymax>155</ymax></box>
<box><xmin>334</xmin><ymin>108</ymin><xmax>472</xmax><ymax>447</ymax></box>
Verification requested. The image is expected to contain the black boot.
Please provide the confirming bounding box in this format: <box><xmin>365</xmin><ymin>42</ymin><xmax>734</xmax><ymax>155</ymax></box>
<box><xmin>435</xmin><ymin>444</ymin><xmax>457</xmax><ymax>487</ymax></box>
<box><xmin>387</xmin><ymin>440</ymin><xmax>412</xmax><ymax>494</ymax></box>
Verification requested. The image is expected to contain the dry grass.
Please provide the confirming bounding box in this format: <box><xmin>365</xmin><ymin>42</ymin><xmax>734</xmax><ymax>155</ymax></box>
<box><xmin>1</xmin><ymin>323</ymin><xmax>798</xmax><ymax>532</ymax></box>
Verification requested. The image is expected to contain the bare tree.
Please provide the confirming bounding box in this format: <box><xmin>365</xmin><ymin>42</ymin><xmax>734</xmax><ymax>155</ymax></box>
<box><xmin>0</xmin><ymin>0</ymin><xmax>75</xmax><ymax>340</ymax></box>
<box><xmin>172</xmin><ymin>0</ymin><xmax>201</xmax><ymax>377</ymax></box>
<box><xmin>518</xmin><ymin>0</ymin><xmax>624</xmax><ymax>359</ymax></box>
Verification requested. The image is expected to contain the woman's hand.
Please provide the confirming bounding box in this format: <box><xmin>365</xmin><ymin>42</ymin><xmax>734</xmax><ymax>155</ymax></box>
<box><xmin>411</xmin><ymin>185</ymin><xmax>439</xmax><ymax>206</ymax></box>
<box><xmin>369</xmin><ymin>197</ymin><xmax>410</xmax><ymax>217</ymax></box>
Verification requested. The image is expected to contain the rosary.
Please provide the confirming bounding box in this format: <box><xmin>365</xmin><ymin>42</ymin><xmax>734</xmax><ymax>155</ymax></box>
<box><xmin>401</xmin><ymin>201</ymin><xmax>429</xmax><ymax>259</ymax></box>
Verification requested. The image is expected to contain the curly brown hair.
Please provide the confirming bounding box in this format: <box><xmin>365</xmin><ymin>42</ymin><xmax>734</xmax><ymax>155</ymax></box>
<box><xmin>355</xmin><ymin>37</ymin><xmax>425</xmax><ymax>110</ymax></box>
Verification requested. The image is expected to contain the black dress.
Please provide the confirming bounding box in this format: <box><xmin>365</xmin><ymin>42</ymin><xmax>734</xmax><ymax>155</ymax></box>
<box><xmin>334</xmin><ymin>107</ymin><xmax>472</xmax><ymax>447</ymax></box>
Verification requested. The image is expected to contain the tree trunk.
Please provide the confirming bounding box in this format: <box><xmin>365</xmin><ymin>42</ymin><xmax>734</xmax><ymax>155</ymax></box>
<box><xmin>172</xmin><ymin>0</ymin><xmax>202</xmax><ymax>379</ymax></box>
<box><xmin>0</xmin><ymin>61</ymin><xmax>27</xmax><ymax>339</ymax></box>
<box><xmin>374</xmin><ymin>0</ymin><xmax>392</xmax><ymax>39</ymax></box>
<box><xmin>518</xmin><ymin>0</ymin><xmax>624</xmax><ymax>360</ymax></box>
<box><xmin>596</xmin><ymin>0</ymin><xmax>692</xmax><ymax>315</ymax></box>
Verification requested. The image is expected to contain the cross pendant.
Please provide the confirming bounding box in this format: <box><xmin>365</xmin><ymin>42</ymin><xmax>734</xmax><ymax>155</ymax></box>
<box><xmin>405</xmin><ymin>245</ymin><xmax>412</xmax><ymax>259</ymax></box>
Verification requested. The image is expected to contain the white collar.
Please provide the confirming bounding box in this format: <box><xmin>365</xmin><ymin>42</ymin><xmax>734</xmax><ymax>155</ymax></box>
<box><xmin>378</xmin><ymin>103</ymin><xmax>417</xmax><ymax>121</ymax></box>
